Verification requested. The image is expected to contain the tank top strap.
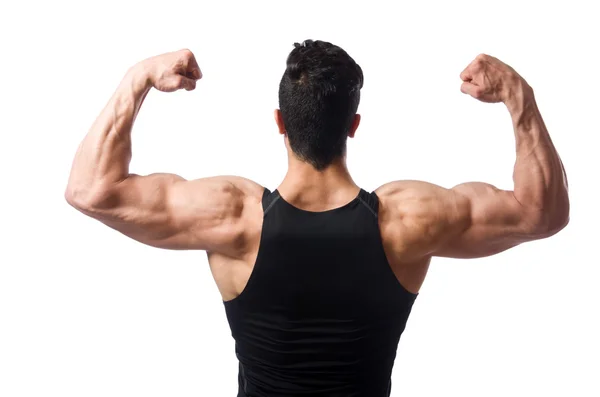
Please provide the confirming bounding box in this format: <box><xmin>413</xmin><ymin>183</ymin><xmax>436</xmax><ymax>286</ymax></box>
<box><xmin>357</xmin><ymin>188</ymin><xmax>379</xmax><ymax>218</ymax></box>
<box><xmin>261</xmin><ymin>187</ymin><xmax>281</xmax><ymax>217</ymax></box>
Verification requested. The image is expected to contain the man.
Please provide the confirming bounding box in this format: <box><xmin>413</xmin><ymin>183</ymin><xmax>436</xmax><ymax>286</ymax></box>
<box><xmin>66</xmin><ymin>40</ymin><xmax>569</xmax><ymax>396</ymax></box>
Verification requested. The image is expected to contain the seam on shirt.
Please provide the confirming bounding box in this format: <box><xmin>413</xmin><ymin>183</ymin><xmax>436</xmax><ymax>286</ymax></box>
<box><xmin>263</xmin><ymin>193</ymin><xmax>281</xmax><ymax>216</ymax></box>
<box><xmin>358</xmin><ymin>196</ymin><xmax>378</xmax><ymax>218</ymax></box>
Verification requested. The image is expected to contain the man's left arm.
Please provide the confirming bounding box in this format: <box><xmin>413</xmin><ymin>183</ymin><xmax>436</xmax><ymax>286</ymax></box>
<box><xmin>65</xmin><ymin>49</ymin><xmax>261</xmax><ymax>251</ymax></box>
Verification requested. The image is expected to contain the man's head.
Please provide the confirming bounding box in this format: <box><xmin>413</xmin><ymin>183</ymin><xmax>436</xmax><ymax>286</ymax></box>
<box><xmin>276</xmin><ymin>40</ymin><xmax>363</xmax><ymax>170</ymax></box>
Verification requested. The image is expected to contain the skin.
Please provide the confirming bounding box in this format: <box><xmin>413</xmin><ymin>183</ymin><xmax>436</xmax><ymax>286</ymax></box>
<box><xmin>66</xmin><ymin>50</ymin><xmax>570</xmax><ymax>300</ymax></box>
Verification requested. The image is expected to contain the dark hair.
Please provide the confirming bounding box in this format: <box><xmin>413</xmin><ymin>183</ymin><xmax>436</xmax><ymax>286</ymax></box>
<box><xmin>278</xmin><ymin>40</ymin><xmax>363</xmax><ymax>170</ymax></box>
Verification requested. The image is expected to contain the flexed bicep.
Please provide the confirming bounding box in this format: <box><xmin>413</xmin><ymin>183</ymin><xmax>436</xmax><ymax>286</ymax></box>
<box><xmin>433</xmin><ymin>182</ymin><xmax>540</xmax><ymax>258</ymax></box>
<box><xmin>376</xmin><ymin>180</ymin><xmax>552</xmax><ymax>261</ymax></box>
<box><xmin>72</xmin><ymin>174</ymin><xmax>260</xmax><ymax>251</ymax></box>
<box><xmin>64</xmin><ymin>49</ymin><xmax>265</xmax><ymax>252</ymax></box>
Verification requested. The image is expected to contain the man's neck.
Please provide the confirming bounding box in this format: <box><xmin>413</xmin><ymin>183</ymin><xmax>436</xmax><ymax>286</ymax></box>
<box><xmin>277</xmin><ymin>157</ymin><xmax>359</xmax><ymax>207</ymax></box>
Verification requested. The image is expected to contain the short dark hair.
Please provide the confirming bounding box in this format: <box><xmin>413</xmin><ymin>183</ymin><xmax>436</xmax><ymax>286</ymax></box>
<box><xmin>278</xmin><ymin>40</ymin><xmax>364</xmax><ymax>170</ymax></box>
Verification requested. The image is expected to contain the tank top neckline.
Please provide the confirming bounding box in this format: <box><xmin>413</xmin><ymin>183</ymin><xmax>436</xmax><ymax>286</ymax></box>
<box><xmin>273</xmin><ymin>188</ymin><xmax>365</xmax><ymax>215</ymax></box>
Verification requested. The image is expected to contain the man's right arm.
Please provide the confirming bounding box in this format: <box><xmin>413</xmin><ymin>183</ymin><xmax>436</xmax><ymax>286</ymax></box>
<box><xmin>377</xmin><ymin>54</ymin><xmax>569</xmax><ymax>259</ymax></box>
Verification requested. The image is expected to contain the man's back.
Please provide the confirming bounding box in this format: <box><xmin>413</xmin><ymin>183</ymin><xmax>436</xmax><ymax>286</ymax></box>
<box><xmin>222</xmin><ymin>187</ymin><xmax>417</xmax><ymax>396</ymax></box>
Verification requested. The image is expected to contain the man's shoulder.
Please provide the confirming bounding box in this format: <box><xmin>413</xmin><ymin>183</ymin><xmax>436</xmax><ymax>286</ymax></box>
<box><xmin>174</xmin><ymin>175</ymin><xmax>265</xmax><ymax>235</ymax></box>
<box><xmin>182</xmin><ymin>175</ymin><xmax>265</xmax><ymax>204</ymax></box>
<box><xmin>172</xmin><ymin>175</ymin><xmax>265</xmax><ymax>254</ymax></box>
<box><xmin>374</xmin><ymin>180</ymin><xmax>448</xmax><ymax>209</ymax></box>
<box><xmin>374</xmin><ymin>180</ymin><xmax>460</xmax><ymax>256</ymax></box>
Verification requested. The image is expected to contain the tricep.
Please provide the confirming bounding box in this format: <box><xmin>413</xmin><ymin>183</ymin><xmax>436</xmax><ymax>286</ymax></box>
<box><xmin>66</xmin><ymin>174</ymin><xmax>259</xmax><ymax>251</ymax></box>
<box><xmin>377</xmin><ymin>180</ymin><xmax>564</xmax><ymax>260</ymax></box>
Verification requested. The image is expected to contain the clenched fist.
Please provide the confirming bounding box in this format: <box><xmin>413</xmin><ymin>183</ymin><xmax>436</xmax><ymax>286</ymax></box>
<box><xmin>141</xmin><ymin>49</ymin><xmax>202</xmax><ymax>92</ymax></box>
<box><xmin>460</xmin><ymin>54</ymin><xmax>530</xmax><ymax>105</ymax></box>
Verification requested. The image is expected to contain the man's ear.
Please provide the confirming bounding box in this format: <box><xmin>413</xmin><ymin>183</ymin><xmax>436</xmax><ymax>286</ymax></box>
<box><xmin>348</xmin><ymin>114</ymin><xmax>361</xmax><ymax>138</ymax></box>
<box><xmin>274</xmin><ymin>109</ymin><xmax>286</xmax><ymax>135</ymax></box>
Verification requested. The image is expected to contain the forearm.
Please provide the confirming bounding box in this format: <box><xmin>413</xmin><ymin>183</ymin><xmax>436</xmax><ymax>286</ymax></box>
<box><xmin>508</xmin><ymin>85</ymin><xmax>569</xmax><ymax>231</ymax></box>
<box><xmin>66</xmin><ymin>64</ymin><xmax>151</xmax><ymax>204</ymax></box>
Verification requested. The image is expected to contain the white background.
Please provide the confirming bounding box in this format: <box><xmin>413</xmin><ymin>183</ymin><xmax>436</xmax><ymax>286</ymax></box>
<box><xmin>1</xmin><ymin>1</ymin><xmax>598</xmax><ymax>396</ymax></box>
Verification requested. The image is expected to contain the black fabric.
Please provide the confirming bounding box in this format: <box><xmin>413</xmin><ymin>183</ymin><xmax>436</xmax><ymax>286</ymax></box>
<box><xmin>224</xmin><ymin>187</ymin><xmax>418</xmax><ymax>397</ymax></box>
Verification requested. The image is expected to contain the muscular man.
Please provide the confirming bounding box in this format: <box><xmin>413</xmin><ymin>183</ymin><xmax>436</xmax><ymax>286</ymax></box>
<box><xmin>65</xmin><ymin>40</ymin><xmax>569</xmax><ymax>396</ymax></box>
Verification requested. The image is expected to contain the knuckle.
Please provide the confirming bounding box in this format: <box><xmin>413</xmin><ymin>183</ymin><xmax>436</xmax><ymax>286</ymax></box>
<box><xmin>181</xmin><ymin>48</ymin><xmax>193</xmax><ymax>58</ymax></box>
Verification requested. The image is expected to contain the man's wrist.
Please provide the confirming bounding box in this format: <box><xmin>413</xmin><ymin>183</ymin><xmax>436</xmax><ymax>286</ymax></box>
<box><xmin>125</xmin><ymin>61</ymin><xmax>153</xmax><ymax>92</ymax></box>
<box><xmin>504</xmin><ymin>79</ymin><xmax>535</xmax><ymax>116</ymax></box>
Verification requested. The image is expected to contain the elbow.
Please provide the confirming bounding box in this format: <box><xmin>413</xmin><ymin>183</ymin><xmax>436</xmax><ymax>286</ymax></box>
<box><xmin>524</xmin><ymin>196</ymin><xmax>570</xmax><ymax>238</ymax></box>
<box><xmin>548</xmin><ymin>191</ymin><xmax>570</xmax><ymax>235</ymax></box>
<box><xmin>64</xmin><ymin>184</ymin><xmax>93</xmax><ymax>212</ymax></box>
<box><xmin>64</xmin><ymin>183</ymin><xmax>114</xmax><ymax>214</ymax></box>
<box><xmin>543</xmin><ymin>212</ymin><xmax>569</xmax><ymax>237</ymax></box>
<box><xmin>548</xmin><ymin>200</ymin><xmax>570</xmax><ymax>236</ymax></box>
<box><xmin>65</xmin><ymin>183</ymin><xmax>82</xmax><ymax>208</ymax></box>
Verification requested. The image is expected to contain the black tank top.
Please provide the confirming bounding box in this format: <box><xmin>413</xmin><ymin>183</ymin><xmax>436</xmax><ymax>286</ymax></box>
<box><xmin>224</xmin><ymin>188</ymin><xmax>418</xmax><ymax>397</ymax></box>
